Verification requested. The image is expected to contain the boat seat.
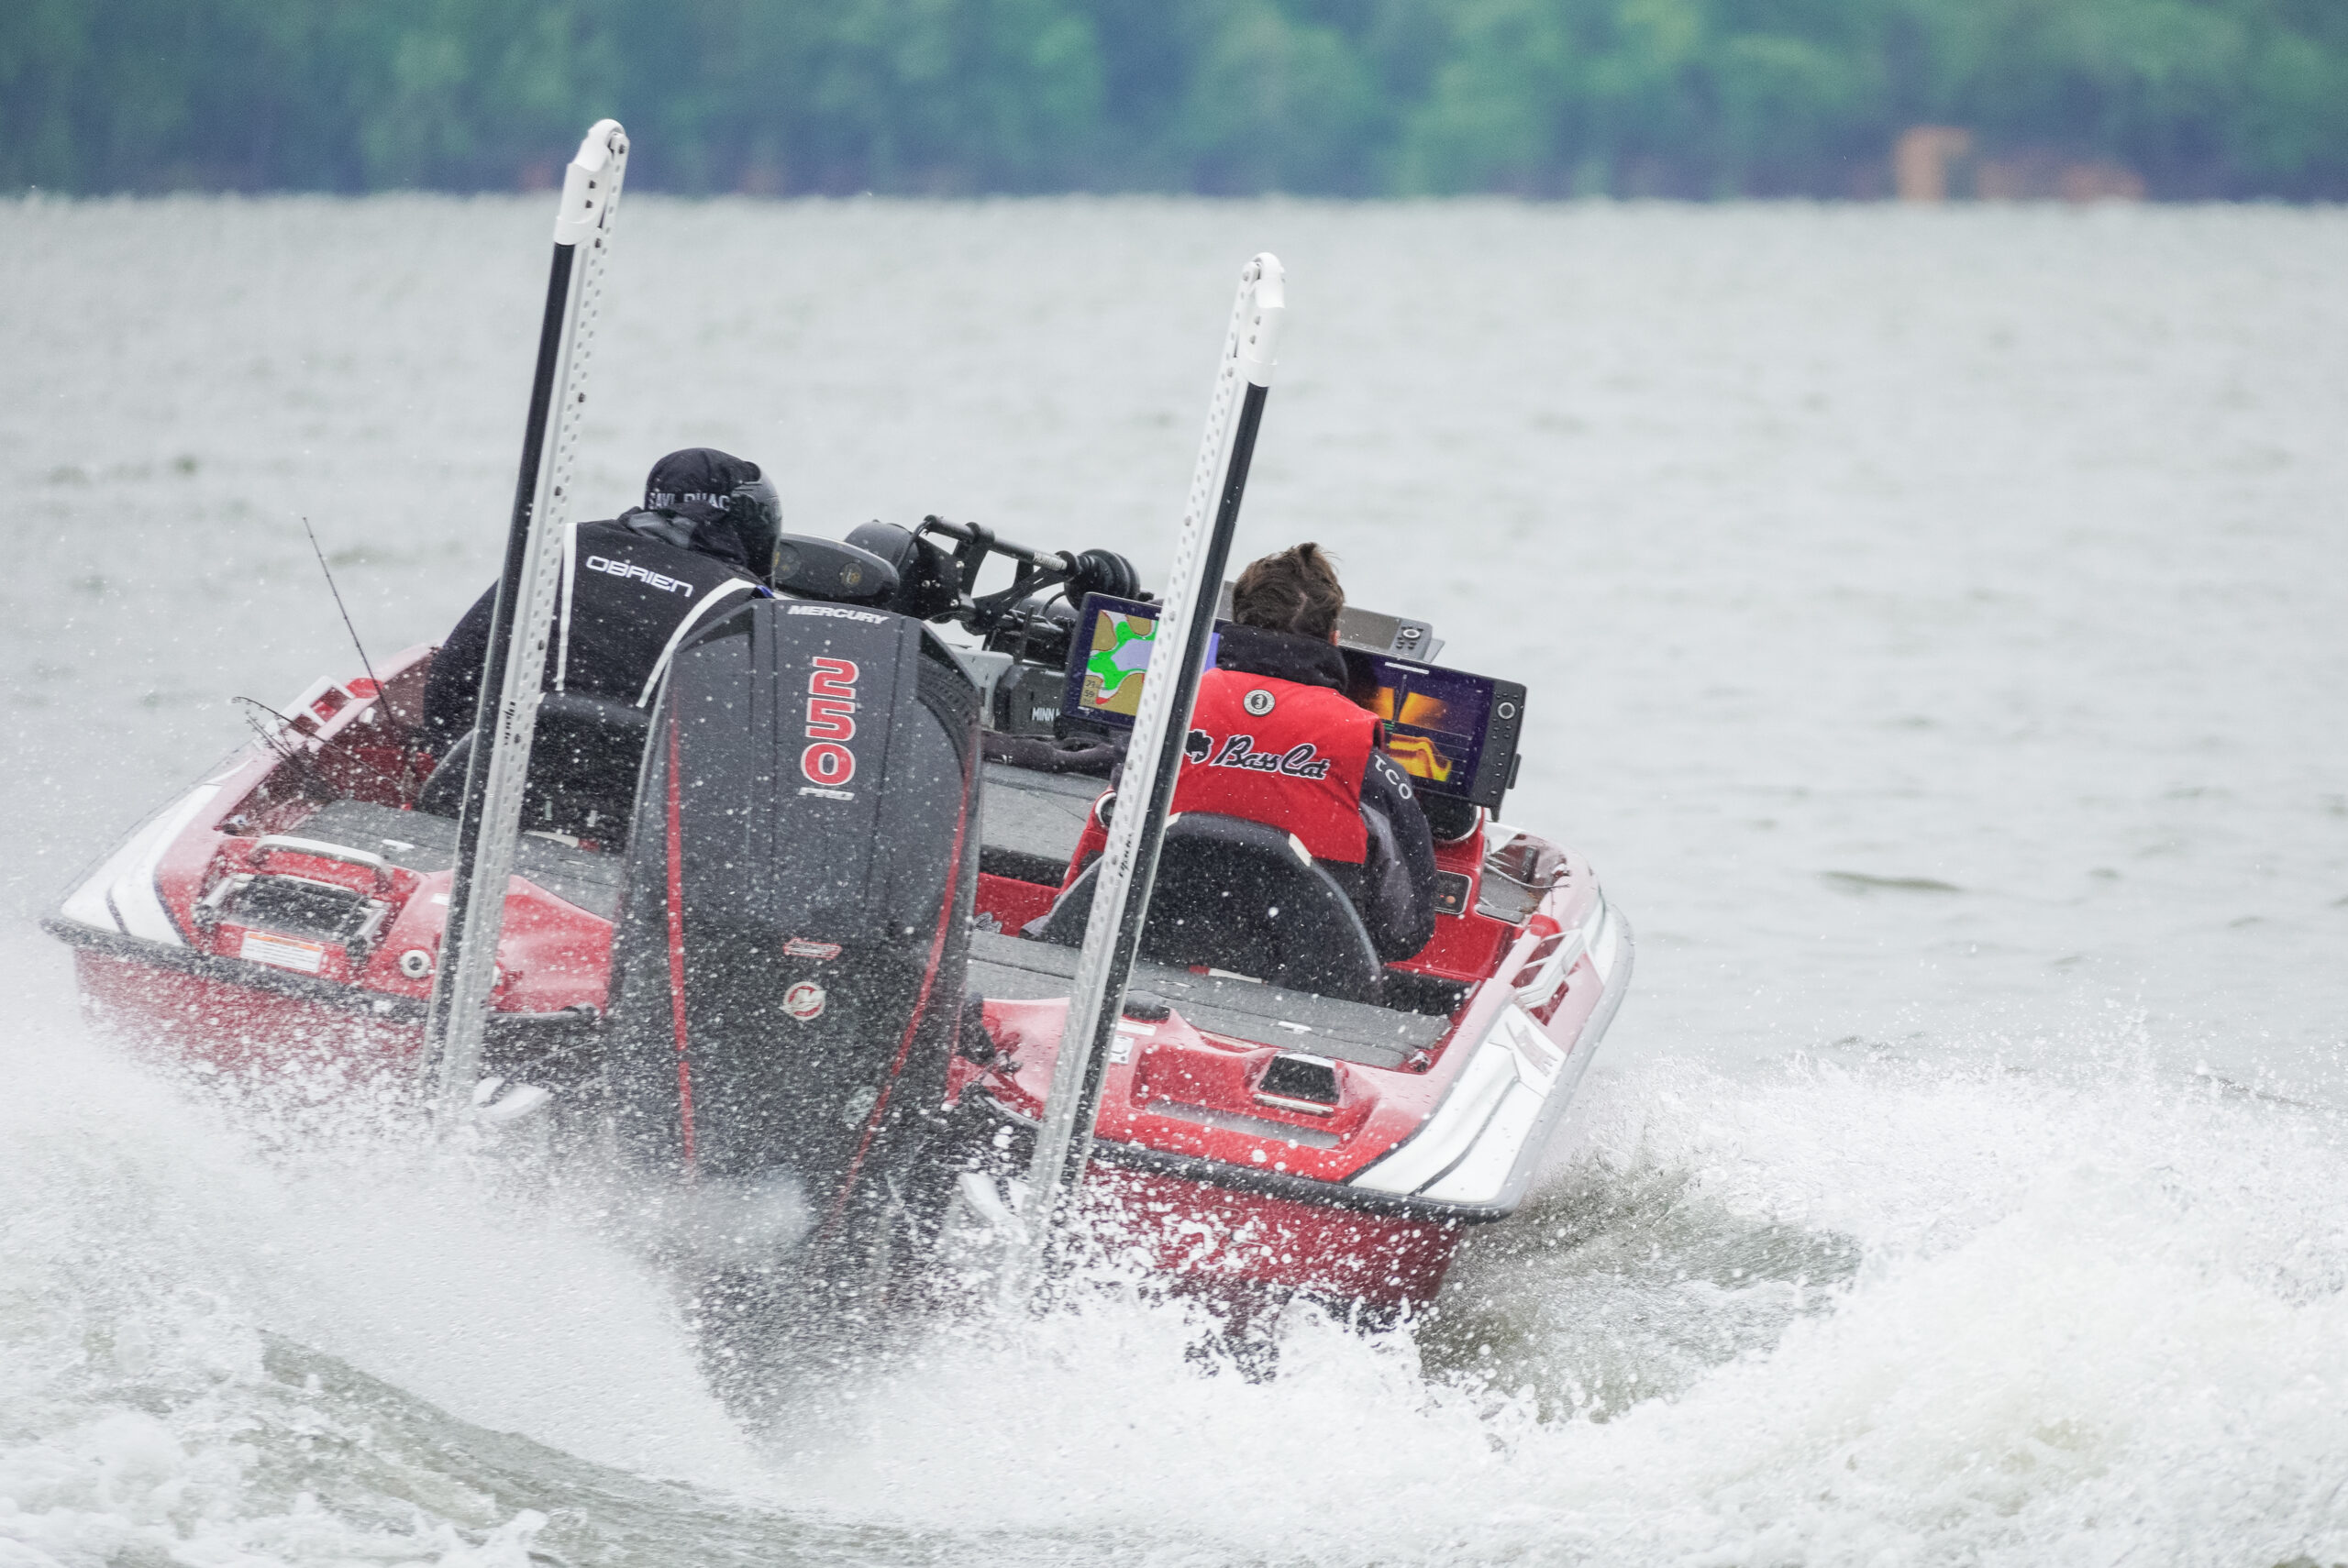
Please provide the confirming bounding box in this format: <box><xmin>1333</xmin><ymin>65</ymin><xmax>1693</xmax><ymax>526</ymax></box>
<box><xmin>1028</xmin><ymin>812</ymin><xmax>1386</xmax><ymax>1004</ymax></box>
<box><xmin>415</xmin><ymin>691</ymin><xmax>649</xmax><ymax>846</ymax></box>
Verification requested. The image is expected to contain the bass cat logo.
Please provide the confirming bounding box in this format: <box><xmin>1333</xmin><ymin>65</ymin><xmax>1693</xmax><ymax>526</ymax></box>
<box><xmin>1182</xmin><ymin>730</ymin><xmax>1332</xmax><ymax>780</ymax></box>
<box><xmin>801</xmin><ymin>657</ymin><xmax>858</xmax><ymax>795</ymax></box>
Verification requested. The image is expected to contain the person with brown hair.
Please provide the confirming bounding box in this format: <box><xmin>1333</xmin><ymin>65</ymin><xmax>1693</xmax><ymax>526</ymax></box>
<box><xmin>1061</xmin><ymin>542</ymin><xmax>1438</xmax><ymax>961</ymax></box>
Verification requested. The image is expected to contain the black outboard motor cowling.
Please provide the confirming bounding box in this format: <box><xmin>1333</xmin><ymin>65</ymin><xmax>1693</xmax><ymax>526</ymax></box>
<box><xmin>605</xmin><ymin>598</ymin><xmax>980</xmax><ymax>1264</ymax></box>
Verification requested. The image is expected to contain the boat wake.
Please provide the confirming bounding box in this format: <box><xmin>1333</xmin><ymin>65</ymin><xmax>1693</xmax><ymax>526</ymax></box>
<box><xmin>6</xmin><ymin>940</ymin><xmax>2345</xmax><ymax>1566</ymax></box>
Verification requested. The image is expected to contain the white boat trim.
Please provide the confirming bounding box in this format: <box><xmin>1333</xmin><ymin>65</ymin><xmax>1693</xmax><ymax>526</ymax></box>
<box><xmin>1346</xmin><ymin>1018</ymin><xmax>1523</xmax><ymax>1198</ymax></box>
<box><xmin>1346</xmin><ymin>900</ymin><xmax>1636</xmax><ymax>1209</ymax></box>
<box><xmin>57</xmin><ymin>783</ymin><xmax>221</xmax><ymax>946</ymax></box>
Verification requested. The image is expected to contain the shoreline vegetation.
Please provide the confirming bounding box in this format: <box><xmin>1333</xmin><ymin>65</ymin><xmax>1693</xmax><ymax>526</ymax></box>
<box><xmin>6</xmin><ymin>0</ymin><xmax>2344</xmax><ymax>202</ymax></box>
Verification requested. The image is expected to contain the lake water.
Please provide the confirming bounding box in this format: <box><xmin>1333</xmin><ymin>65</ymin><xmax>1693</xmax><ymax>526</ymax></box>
<box><xmin>3</xmin><ymin>194</ymin><xmax>2344</xmax><ymax>1565</ymax></box>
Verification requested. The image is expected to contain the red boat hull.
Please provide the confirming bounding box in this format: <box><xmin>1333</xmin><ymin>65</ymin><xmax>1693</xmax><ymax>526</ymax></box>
<box><xmin>72</xmin><ymin>947</ymin><xmax>422</xmax><ymax>1077</ymax></box>
<box><xmin>1080</xmin><ymin>1162</ymin><xmax>1463</xmax><ymax>1312</ymax></box>
<box><xmin>50</xmin><ymin>645</ymin><xmax>1634</xmax><ymax>1321</ymax></box>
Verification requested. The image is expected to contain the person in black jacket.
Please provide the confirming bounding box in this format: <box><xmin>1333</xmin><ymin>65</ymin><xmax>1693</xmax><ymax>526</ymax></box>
<box><xmin>420</xmin><ymin>447</ymin><xmax>781</xmax><ymax>752</ymax></box>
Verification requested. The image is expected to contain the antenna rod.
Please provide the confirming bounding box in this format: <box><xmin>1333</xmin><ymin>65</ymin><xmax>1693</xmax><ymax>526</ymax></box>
<box><xmin>302</xmin><ymin>517</ymin><xmax>383</xmax><ymax>697</ymax></box>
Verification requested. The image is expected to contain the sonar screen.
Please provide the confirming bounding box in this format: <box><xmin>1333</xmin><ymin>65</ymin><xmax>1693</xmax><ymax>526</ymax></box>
<box><xmin>1343</xmin><ymin>653</ymin><xmax>1525</xmax><ymax>811</ymax></box>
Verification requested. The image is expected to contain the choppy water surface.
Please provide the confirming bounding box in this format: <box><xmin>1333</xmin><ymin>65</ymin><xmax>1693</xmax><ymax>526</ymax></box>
<box><xmin>3</xmin><ymin>195</ymin><xmax>2343</xmax><ymax>1565</ymax></box>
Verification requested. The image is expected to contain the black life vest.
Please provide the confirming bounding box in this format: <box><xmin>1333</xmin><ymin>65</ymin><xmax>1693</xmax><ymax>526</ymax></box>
<box><xmin>554</xmin><ymin>516</ymin><xmax>765</xmax><ymax>707</ymax></box>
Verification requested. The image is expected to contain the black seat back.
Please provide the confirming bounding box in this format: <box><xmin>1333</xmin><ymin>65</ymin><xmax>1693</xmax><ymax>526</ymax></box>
<box><xmin>415</xmin><ymin>691</ymin><xmax>650</xmax><ymax>845</ymax></box>
<box><xmin>1032</xmin><ymin>812</ymin><xmax>1385</xmax><ymax>1003</ymax></box>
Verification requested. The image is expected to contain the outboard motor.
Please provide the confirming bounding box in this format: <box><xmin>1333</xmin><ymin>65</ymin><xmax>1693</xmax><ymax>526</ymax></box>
<box><xmin>603</xmin><ymin>594</ymin><xmax>981</xmax><ymax>1349</ymax></box>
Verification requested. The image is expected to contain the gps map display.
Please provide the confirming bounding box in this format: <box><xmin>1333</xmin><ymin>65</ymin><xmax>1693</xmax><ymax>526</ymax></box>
<box><xmin>1081</xmin><ymin>599</ymin><xmax>1158</xmax><ymax>720</ymax></box>
<box><xmin>1064</xmin><ymin>594</ymin><xmax>1218</xmax><ymax>727</ymax></box>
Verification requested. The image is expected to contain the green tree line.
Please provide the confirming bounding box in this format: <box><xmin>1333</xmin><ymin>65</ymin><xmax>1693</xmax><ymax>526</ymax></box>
<box><xmin>6</xmin><ymin>0</ymin><xmax>2345</xmax><ymax>198</ymax></box>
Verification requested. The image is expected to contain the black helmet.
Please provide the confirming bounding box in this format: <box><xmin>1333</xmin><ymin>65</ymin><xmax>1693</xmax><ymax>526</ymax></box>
<box><xmin>642</xmin><ymin>447</ymin><xmax>782</xmax><ymax>580</ymax></box>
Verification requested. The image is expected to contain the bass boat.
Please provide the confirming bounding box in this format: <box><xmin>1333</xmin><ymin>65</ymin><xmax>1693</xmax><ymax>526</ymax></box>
<box><xmin>44</xmin><ymin>120</ymin><xmax>1632</xmax><ymax>1333</ymax></box>
<box><xmin>46</xmin><ymin>516</ymin><xmax>1631</xmax><ymax>1319</ymax></box>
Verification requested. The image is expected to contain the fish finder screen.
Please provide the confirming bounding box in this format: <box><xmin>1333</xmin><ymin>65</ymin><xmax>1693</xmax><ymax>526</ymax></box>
<box><xmin>1346</xmin><ymin>657</ymin><xmax>1492</xmax><ymax>801</ymax></box>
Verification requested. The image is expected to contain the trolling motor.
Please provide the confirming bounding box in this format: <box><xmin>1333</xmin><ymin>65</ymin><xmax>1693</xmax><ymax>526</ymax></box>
<box><xmin>919</xmin><ymin>515</ymin><xmax>1141</xmax><ymax>635</ymax></box>
<box><xmin>765</xmin><ymin>516</ymin><xmax>1143</xmax><ymax>679</ymax></box>
<box><xmin>844</xmin><ymin>516</ymin><xmax>1143</xmax><ymax>668</ymax></box>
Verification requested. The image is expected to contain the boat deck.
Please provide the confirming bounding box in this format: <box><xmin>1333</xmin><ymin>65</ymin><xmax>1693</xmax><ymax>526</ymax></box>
<box><xmin>301</xmin><ymin>799</ymin><xmax>625</xmax><ymax>917</ymax></box>
<box><xmin>975</xmin><ymin>761</ymin><xmax>1098</xmax><ymax>884</ymax></box>
<box><xmin>965</xmin><ymin>929</ymin><xmax>1445</xmax><ymax>1069</ymax></box>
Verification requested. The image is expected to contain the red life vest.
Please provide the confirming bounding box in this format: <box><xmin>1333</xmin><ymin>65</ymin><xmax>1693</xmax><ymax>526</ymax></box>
<box><xmin>1169</xmin><ymin>667</ymin><xmax>1375</xmax><ymax>863</ymax></box>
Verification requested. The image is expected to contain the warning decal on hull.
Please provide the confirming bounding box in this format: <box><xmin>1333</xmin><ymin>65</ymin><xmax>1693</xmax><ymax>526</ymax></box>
<box><xmin>239</xmin><ymin>931</ymin><xmax>328</xmax><ymax>975</ymax></box>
